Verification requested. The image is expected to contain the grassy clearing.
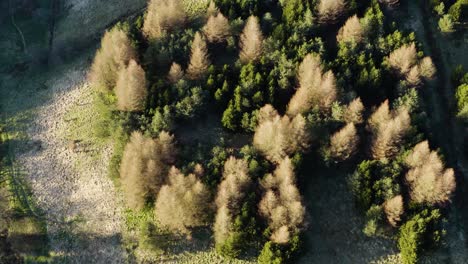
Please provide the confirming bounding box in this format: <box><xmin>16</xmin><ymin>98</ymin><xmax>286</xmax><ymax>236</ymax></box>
<box><xmin>0</xmin><ymin>127</ymin><xmax>53</xmax><ymax>263</ymax></box>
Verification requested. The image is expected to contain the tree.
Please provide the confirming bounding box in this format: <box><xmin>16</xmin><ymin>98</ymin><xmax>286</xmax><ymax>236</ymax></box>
<box><xmin>439</xmin><ymin>14</ymin><xmax>455</xmax><ymax>33</ymax></box>
<box><xmin>206</xmin><ymin>0</ymin><xmax>219</xmax><ymax>17</ymax></box>
<box><xmin>343</xmin><ymin>97</ymin><xmax>365</xmax><ymax>124</ymax></box>
<box><xmin>419</xmin><ymin>57</ymin><xmax>436</xmax><ymax>80</ymax></box>
<box><xmin>239</xmin><ymin>16</ymin><xmax>264</xmax><ymax>63</ymax></box>
<box><xmin>259</xmin><ymin>157</ymin><xmax>305</xmax><ymax>244</ymax></box>
<box><xmin>398</xmin><ymin>210</ymin><xmax>442</xmax><ymax>264</ymax></box>
<box><xmin>115</xmin><ymin>60</ymin><xmax>147</xmax><ymax>111</ymax></box>
<box><xmin>287</xmin><ymin>54</ymin><xmax>337</xmax><ymax>116</ymax></box>
<box><xmin>120</xmin><ymin>131</ymin><xmax>176</xmax><ymax>210</ymax></box>
<box><xmin>368</xmin><ymin>101</ymin><xmax>411</xmax><ymax>160</ymax></box>
<box><xmin>89</xmin><ymin>27</ymin><xmax>136</xmax><ymax>91</ymax></box>
<box><xmin>258</xmin><ymin>241</ymin><xmax>283</xmax><ymax>264</ymax></box>
<box><xmin>405</xmin><ymin>141</ymin><xmax>456</xmax><ymax>205</ymax></box>
<box><xmin>318</xmin><ymin>0</ymin><xmax>347</xmax><ymax>24</ymax></box>
<box><xmin>387</xmin><ymin>43</ymin><xmax>417</xmax><ymax>76</ymax></box>
<box><xmin>214</xmin><ymin>157</ymin><xmax>252</xmax><ymax>255</ymax></box>
<box><xmin>383</xmin><ymin>195</ymin><xmax>404</xmax><ymax>227</ymax></box>
<box><xmin>187</xmin><ymin>32</ymin><xmax>210</xmax><ymax>80</ymax></box>
<box><xmin>328</xmin><ymin>123</ymin><xmax>359</xmax><ymax>161</ymax></box>
<box><xmin>281</xmin><ymin>0</ymin><xmax>305</xmax><ymax>25</ymax></box>
<box><xmin>154</xmin><ymin>167</ymin><xmax>211</xmax><ymax>234</ymax></box>
<box><xmin>254</xmin><ymin>105</ymin><xmax>310</xmax><ymax>163</ymax></box>
<box><xmin>167</xmin><ymin>62</ymin><xmax>184</xmax><ymax>83</ymax></box>
<box><xmin>143</xmin><ymin>0</ymin><xmax>186</xmax><ymax>39</ymax></box>
<box><xmin>387</xmin><ymin>43</ymin><xmax>436</xmax><ymax>86</ymax></box>
<box><xmin>203</xmin><ymin>12</ymin><xmax>230</xmax><ymax>43</ymax></box>
<box><xmin>337</xmin><ymin>15</ymin><xmax>364</xmax><ymax>44</ymax></box>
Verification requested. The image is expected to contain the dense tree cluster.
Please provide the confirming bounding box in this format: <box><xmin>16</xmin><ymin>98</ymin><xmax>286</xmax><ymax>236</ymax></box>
<box><xmin>367</xmin><ymin>100</ymin><xmax>411</xmax><ymax>160</ymax></box>
<box><xmin>154</xmin><ymin>166</ymin><xmax>211</xmax><ymax>234</ymax></box>
<box><xmin>120</xmin><ymin>131</ymin><xmax>176</xmax><ymax>210</ymax></box>
<box><xmin>89</xmin><ymin>27</ymin><xmax>136</xmax><ymax>91</ymax></box>
<box><xmin>253</xmin><ymin>105</ymin><xmax>310</xmax><ymax>163</ymax></box>
<box><xmin>405</xmin><ymin>141</ymin><xmax>456</xmax><ymax>205</ymax></box>
<box><xmin>86</xmin><ymin>0</ymin><xmax>457</xmax><ymax>262</ymax></box>
<box><xmin>259</xmin><ymin>158</ymin><xmax>305</xmax><ymax>244</ymax></box>
<box><xmin>214</xmin><ymin>157</ymin><xmax>253</xmax><ymax>256</ymax></box>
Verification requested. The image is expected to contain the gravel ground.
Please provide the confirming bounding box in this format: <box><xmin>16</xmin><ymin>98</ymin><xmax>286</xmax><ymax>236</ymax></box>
<box><xmin>17</xmin><ymin>66</ymin><xmax>126</xmax><ymax>263</ymax></box>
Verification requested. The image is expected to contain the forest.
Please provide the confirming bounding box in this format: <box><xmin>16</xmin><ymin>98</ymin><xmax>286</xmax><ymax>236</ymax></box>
<box><xmin>0</xmin><ymin>0</ymin><xmax>467</xmax><ymax>263</ymax></box>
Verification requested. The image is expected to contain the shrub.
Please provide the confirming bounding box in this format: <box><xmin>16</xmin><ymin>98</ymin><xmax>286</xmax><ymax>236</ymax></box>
<box><xmin>154</xmin><ymin>166</ymin><xmax>211</xmax><ymax>234</ymax></box>
<box><xmin>115</xmin><ymin>60</ymin><xmax>147</xmax><ymax>111</ymax></box>
<box><xmin>258</xmin><ymin>242</ymin><xmax>283</xmax><ymax>264</ymax></box>
<box><xmin>405</xmin><ymin>141</ymin><xmax>456</xmax><ymax>205</ymax></box>
<box><xmin>89</xmin><ymin>27</ymin><xmax>136</xmax><ymax>91</ymax></box>
<box><xmin>120</xmin><ymin>131</ymin><xmax>176</xmax><ymax>210</ymax></box>
<box><xmin>350</xmin><ymin>160</ymin><xmax>377</xmax><ymax>210</ymax></box>
<box><xmin>239</xmin><ymin>16</ymin><xmax>264</xmax><ymax>63</ymax></box>
<box><xmin>456</xmin><ymin>83</ymin><xmax>468</xmax><ymax>117</ymax></box>
<box><xmin>363</xmin><ymin>205</ymin><xmax>384</xmax><ymax>237</ymax></box>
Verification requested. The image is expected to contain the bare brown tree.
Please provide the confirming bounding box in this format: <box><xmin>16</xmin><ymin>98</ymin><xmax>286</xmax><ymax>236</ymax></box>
<box><xmin>206</xmin><ymin>0</ymin><xmax>219</xmax><ymax>17</ymax></box>
<box><xmin>318</xmin><ymin>0</ymin><xmax>347</xmax><ymax>24</ymax></box>
<box><xmin>214</xmin><ymin>157</ymin><xmax>252</xmax><ymax>244</ymax></box>
<box><xmin>89</xmin><ymin>27</ymin><xmax>136</xmax><ymax>91</ymax></box>
<box><xmin>383</xmin><ymin>195</ymin><xmax>404</xmax><ymax>227</ymax></box>
<box><xmin>155</xmin><ymin>167</ymin><xmax>211</xmax><ymax>234</ymax></box>
<box><xmin>259</xmin><ymin>157</ymin><xmax>305</xmax><ymax>244</ymax></box>
<box><xmin>329</xmin><ymin>123</ymin><xmax>359</xmax><ymax>161</ymax></box>
<box><xmin>337</xmin><ymin>15</ymin><xmax>364</xmax><ymax>44</ymax></box>
<box><xmin>120</xmin><ymin>131</ymin><xmax>176</xmax><ymax>210</ymax></box>
<box><xmin>167</xmin><ymin>62</ymin><xmax>184</xmax><ymax>83</ymax></box>
<box><xmin>203</xmin><ymin>12</ymin><xmax>230</xmax><ymax>43</ymax></box>
<box><xmin>344</xmin><ymin>97</ymin><xmax>365</xmax><ymax>124</ymax></box>
<box><xmin>405</xmin><ymin>141</ymin><xmax>456</xmax><ymax>205</ymax></box>
<box><xmin>143</xmin><ymin>0</ymin><xmax>186</xmax><ymax>39</ymax></box>
<box><xmin>115</xmin><ymin>60</ymin><xmax>147</xmax><ymax>112</ymax></box>
<box><xmin>254</xmin><ymin>105</ymin><xmax>310</xmax><ymax>163</ymax></box>
<box><xmin>387</xmin><ymin>42</ymin><xmax>417</xmax><ymax>76</ymax></box>
<box><xmin>369</xmin><ymin>103</ymin><xmax>411</xmax><ymax>160</ymax></box>
<box><xmin>287</xmin><ymin>54</ymin><xmax>337</xmax><ymax>116</ymax></box>
<box><xmin>419</xmin><ymin>56</ymin><xmax>436</xmax><ymax>80</ymax></box>
<box><xmin>239</xmin><ymin>15</ymin><xmax>264</xmax><ymax>63</ymax></box>
<box><xmin>187</xmin><ymin>32</ymin><xmax>210</xmax><ymax>80</ymax></box>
